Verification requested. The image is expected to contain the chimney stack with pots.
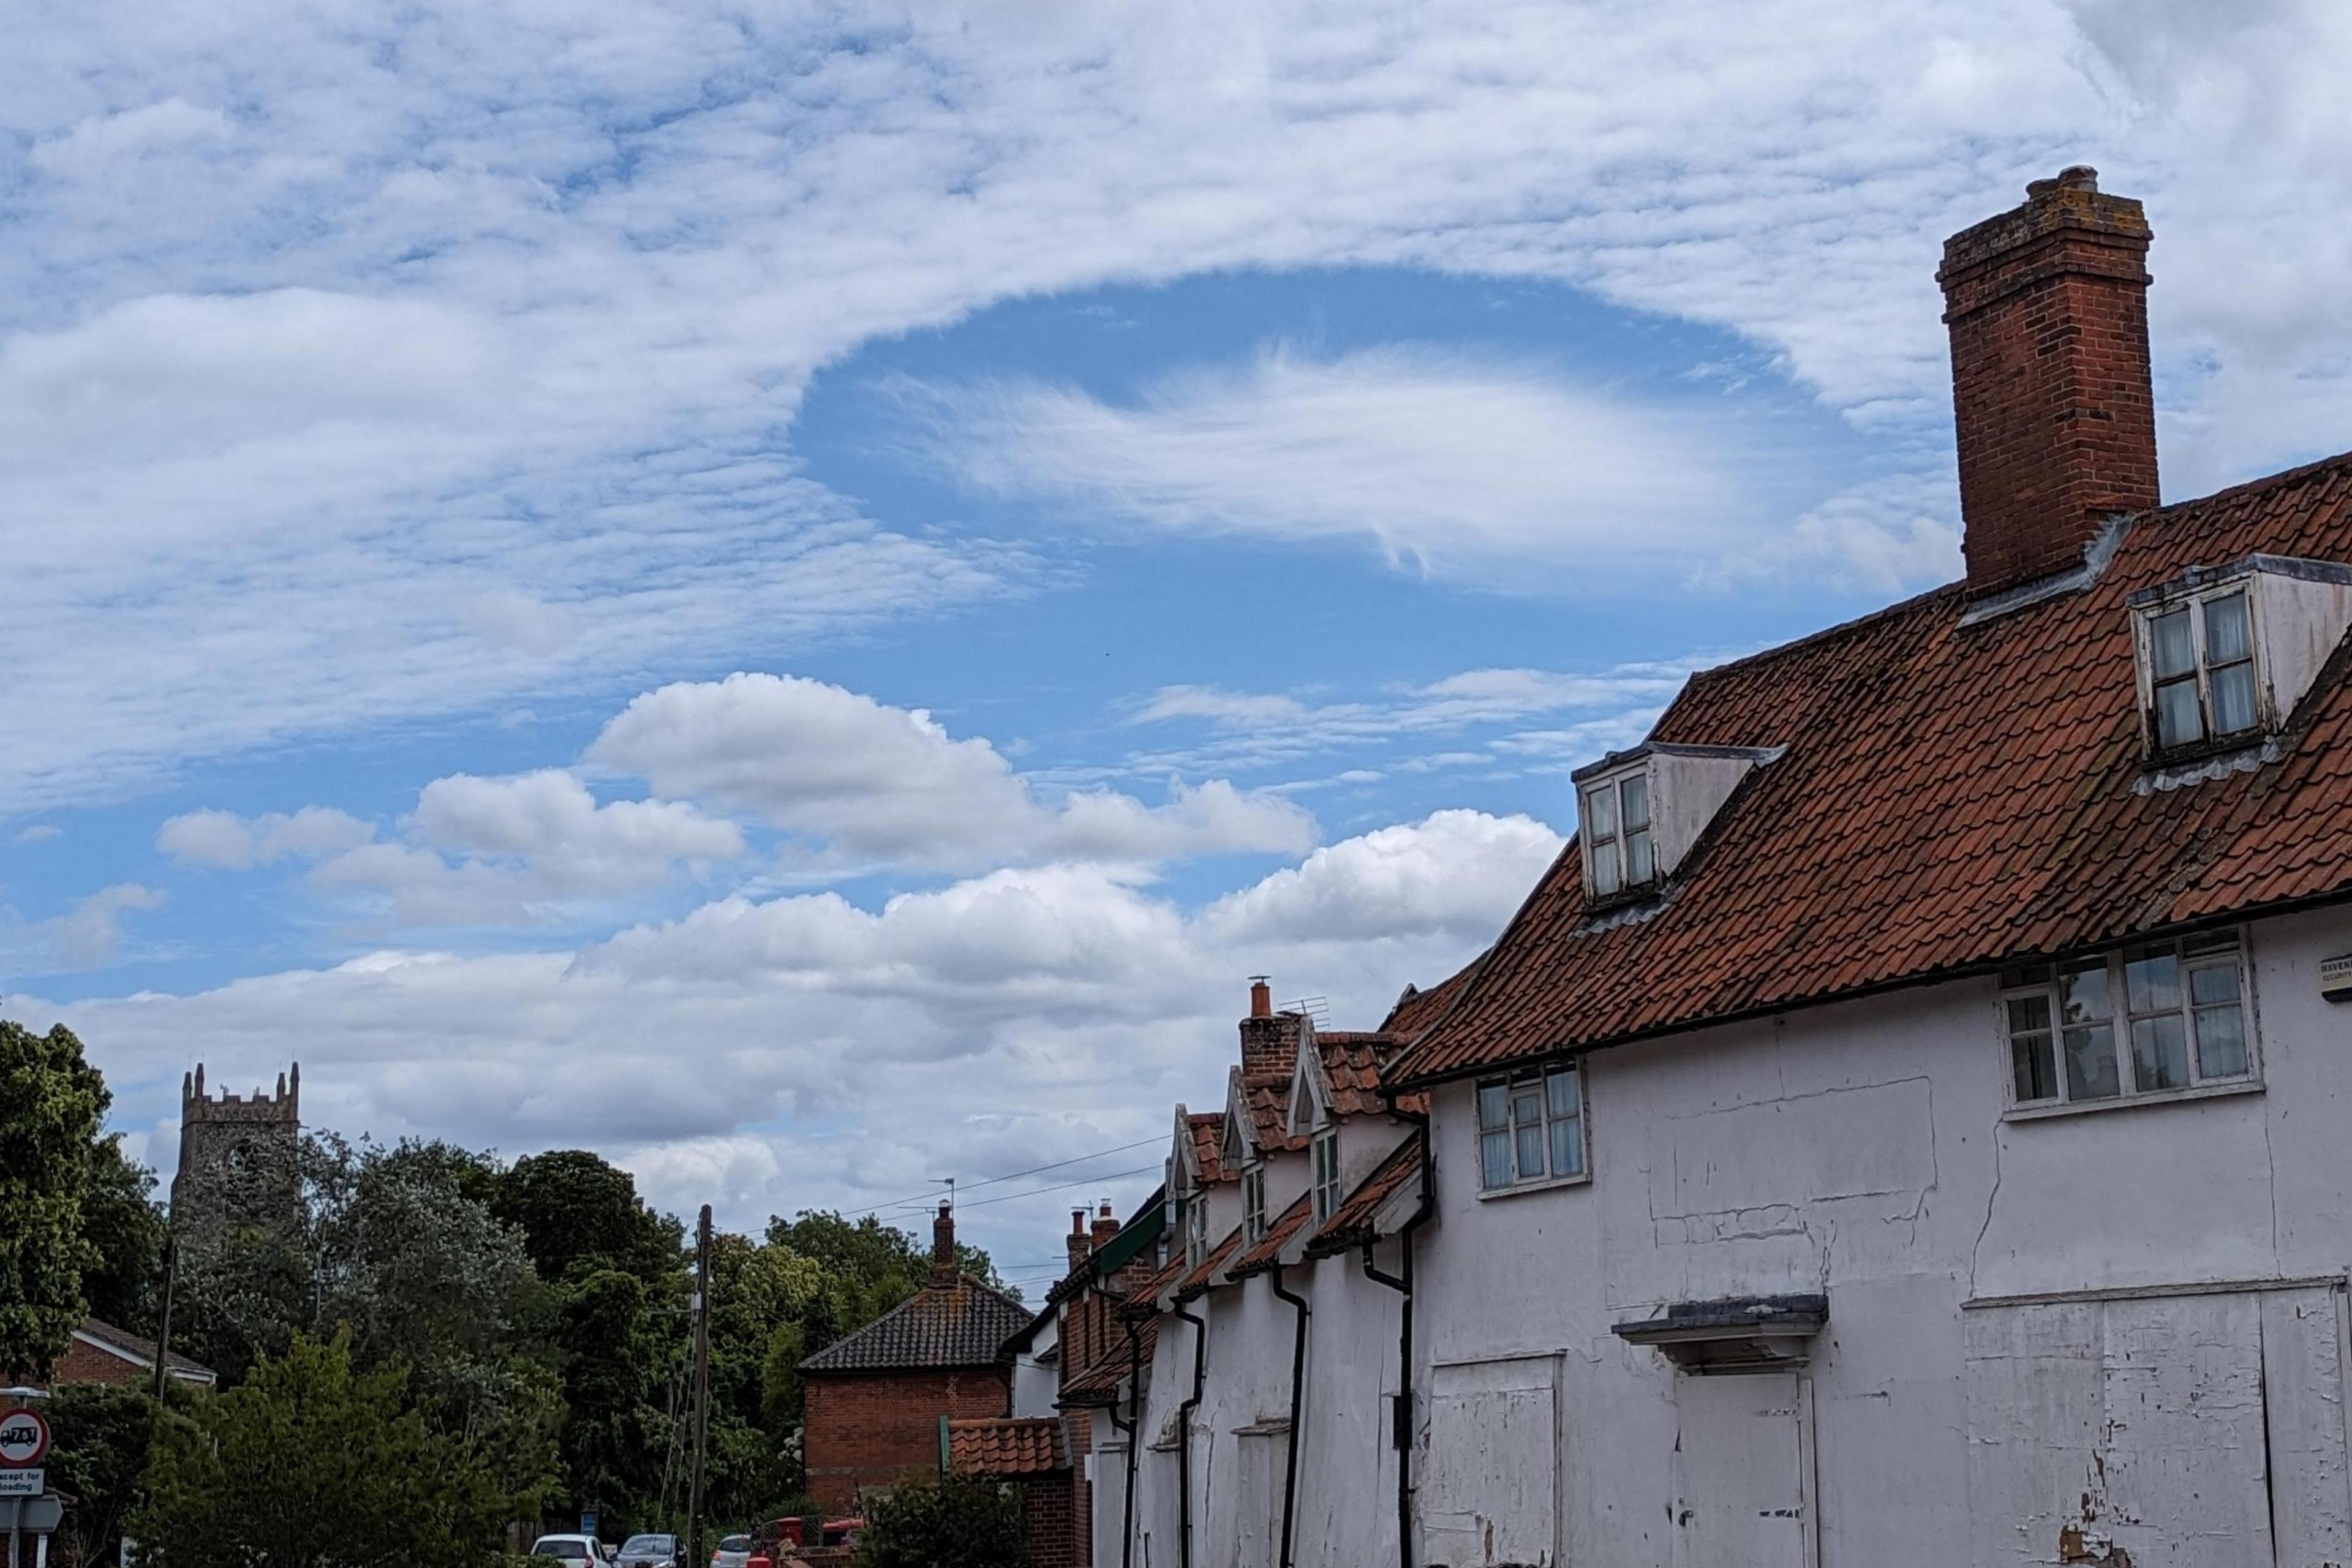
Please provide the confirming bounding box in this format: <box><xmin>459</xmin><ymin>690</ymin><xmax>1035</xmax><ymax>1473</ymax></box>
<box><xmin>1939</xmin><ymin>166</ymin><xmax>2158</xmax><ymax>595</ymax></box>
<box><xmin>932</xmin><ymin>1200</ymin><xmax>959</xmax><ymax>1286</ymax></box>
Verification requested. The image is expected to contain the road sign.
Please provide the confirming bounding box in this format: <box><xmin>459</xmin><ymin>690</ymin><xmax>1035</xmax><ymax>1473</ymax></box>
<box><xmin>0</xmin><ymin>1471</ymin><xmax>41</xmax><ymax>1498</ymax></box>
<box><xmin>0</xmin><ymin>1412</ymin><xmax>47</xmax><ymax>1468</ymax></box>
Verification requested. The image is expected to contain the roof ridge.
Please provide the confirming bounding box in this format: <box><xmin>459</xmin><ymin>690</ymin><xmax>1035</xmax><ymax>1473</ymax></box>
<box><xmin>2152</xmin><ymin>443</ymin><xmax>2352</xmax><ymax>518</ymax></box>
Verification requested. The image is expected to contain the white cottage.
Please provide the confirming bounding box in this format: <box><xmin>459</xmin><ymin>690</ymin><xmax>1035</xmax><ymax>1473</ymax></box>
<box><xmin>1382</xmin><ymin>167</ymin><xmax>2352</xmax><ymax>1567</ymax></box>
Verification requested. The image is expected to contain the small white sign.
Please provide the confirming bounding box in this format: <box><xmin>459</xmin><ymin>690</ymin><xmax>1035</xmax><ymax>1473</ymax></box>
<box><xmin>0</xmin><ymin>1412</ymin><xmax>46</xmax><ymax>1468</ymax></box>
<box><xmin>2323</xmin><ymin>954</ymin><xmax>2352</xmax><ymax>1003</ymax></box>
<box><xmin>0</xmin><ymin>1469</ymin><xmax>43</xmax><ymax>1498</ymax></box>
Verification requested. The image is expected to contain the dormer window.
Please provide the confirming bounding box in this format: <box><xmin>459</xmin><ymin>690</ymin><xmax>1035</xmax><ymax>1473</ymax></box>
<box><xmin>2130</xmin><ymin>555</ymin><xmax>2352</xmax><ymax>764</ymax></box>
<box><xmin>1580</xmin><ymin>769</ymin><xmax>1653</xmax><ymax>899</ymax></box>
<box><xmin>2142</xmin><ymin>587</ymin><xmax>2259</xmax><ymax>752</ymax></box>
<box><xmin>1242</xmin><ymin>1163</ymin><xmax>1267</xmax><ymax>1243</ymax></box>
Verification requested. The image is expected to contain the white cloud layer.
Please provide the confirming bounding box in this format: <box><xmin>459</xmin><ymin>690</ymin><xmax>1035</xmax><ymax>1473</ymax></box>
<box><xmin>590</xmin><ymin>673</ymin><xmax>1317</xmax><ymax>870</ymax></box>
<box><xmin>10</xmin><ymin>1</ymin><xmax>2352</xmax><ymax>809</ymax></box>
<box><xmin>24</xmin><ymin>810</ymin><xmax>1559</xmax><ymax>1243</ymax></box>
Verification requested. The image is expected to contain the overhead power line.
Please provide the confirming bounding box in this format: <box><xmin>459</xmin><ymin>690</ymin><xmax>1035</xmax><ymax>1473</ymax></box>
<box><xmin>857</xmin><ymin>1135</ymin><xmax>1163</xmax><ymax>1218</ymax></box>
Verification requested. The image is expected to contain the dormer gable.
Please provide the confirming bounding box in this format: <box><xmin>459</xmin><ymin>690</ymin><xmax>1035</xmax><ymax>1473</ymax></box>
<box><xmin>1286</xmin><ymin>1047</ymin><xmax>1333</xmax><ymax>1139</ymax></box>
<box><xmin>1219</xmin><ymin>1068</ymin><xmax>1253</xmax><ymax>1169</ymax></box>
<box><xmin>1570</xmin><ymin>742</ymin><xmax>1783</xmax><ymax>906</ymax></box>
<box><xmin>2128</xmin><ymin>554</ymin><xmax>2352</xmax><ymax>764</ymax></box>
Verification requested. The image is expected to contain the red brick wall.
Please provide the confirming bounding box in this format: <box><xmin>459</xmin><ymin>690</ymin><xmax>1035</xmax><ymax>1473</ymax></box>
<box><xmin>50</xmin><ymin>1338</ymin><xmax>143</xmax><ymax>1387</ymax></box>
<box><xmin>1939</xmin><ymin>170</ymin><xmax>2158</xmax><ymax>595</ymax></box>
<box><xmin>1063</xmin><ymin>1409</ymin><xmax>1093</xmax><ymax>1568</ymax></box>
<box><xmin>802</xmin><ymin>1368</ymin><xmax>1010</xmax><ymax>1514</ymax></box>
<box><xmin>1021</xmin><ymin>1473</ymin><xmax>1078</xmax><ymax>1568</ymax></box>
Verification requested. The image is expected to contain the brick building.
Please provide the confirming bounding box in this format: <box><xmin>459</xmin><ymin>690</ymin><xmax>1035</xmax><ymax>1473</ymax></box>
<box><xmin>11</xmin><ymin>1319</ymin><xmax>216</xmax><ymax>1396</ymax></box>
<box><xmin>797</xmin><ymin>1202</ymin><xmax>1030</xmax><ymax>1515</ymax></box>
<box><xmin>171</xmin><ymin>1061</ymin><xmax>301</xmax><ymax>1255</ymax></box>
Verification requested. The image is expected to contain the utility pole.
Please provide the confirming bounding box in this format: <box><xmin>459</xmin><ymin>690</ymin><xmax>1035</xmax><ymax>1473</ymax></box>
<box><xmin>687</xmin><ymin>1205</ymin><xmax>712</xmax><ymax>1568</ymax></box>
<box><xmin>151</xmin><ymin>1232</ymin><xmax>178</xmax><ymax>1403</ymax></box>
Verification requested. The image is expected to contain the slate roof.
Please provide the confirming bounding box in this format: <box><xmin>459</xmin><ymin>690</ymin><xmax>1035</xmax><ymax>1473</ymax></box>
<box><xmin>1304</xmin><ymin>1137</ymin><xmax>1425</xmax><ymax>1258</ymax></box>
<box><xmin>948</xmin><ymin>1417</ymin><xmax>1066</xmax><ymax>1476</ymax></box>
<box><xmin>1229</xmin><ymin>1193</ymin><xmax>1316</xmax><ymax>1278</ymax></box>
<box><xmin>1391</xmin><ymin>453</ymin><xmax>2352</xmax><ymax>1085</ymax></box>
<box><xmin>799</xmin><ymin>1275</ymin><xmax>1033</xmax><ymax>1374</ymax></box>
<box><xmin>74</xmin><ymin>1317</ymin><xmax>216</xmax><ymax>1382</ymax></box>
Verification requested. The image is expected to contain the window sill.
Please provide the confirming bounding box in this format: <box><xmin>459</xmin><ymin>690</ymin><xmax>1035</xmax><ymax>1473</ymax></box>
<box><xmin>2004</xmin><ymin>1078</ymin><xmax>2263</xmax><ymax>1123</ymax></box>
<box><xmin>1475</xmin><ymin>1170</ymin><xmax>1592</xmax><ymax>1201</ymax></box>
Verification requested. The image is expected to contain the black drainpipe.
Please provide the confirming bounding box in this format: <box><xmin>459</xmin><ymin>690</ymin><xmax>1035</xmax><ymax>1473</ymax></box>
<box><xmin>1268</xmin><ymin>1262</ymin><xmax>1311</xmax><ymax>1568</ymax></box>
<box><xmin>1359</xmin><ymin>1123</ymin><xmax>1434</xmax><ymax>1568</ymax></box>
<box><xmin>1172</xmin><ymin>1299</ymin><xmax>1210</xmax><ymax>1568</ymax></box>
<box><xmin>1107</xmin><ymin>1306</ymin><xmax>1145</xmax><ymax>1568</ymax></box>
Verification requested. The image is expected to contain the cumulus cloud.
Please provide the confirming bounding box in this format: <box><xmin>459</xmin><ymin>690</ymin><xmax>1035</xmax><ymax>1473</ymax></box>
<box><xmin>3</xmin><ymin>882</ymin><xmax>171</xmax><ymax>972</ymax></box>
<box><xmin>159</xmin><ymin>806</ymin><xmax>374</xmax><ymax>869</ymax></box>
<box><xmin>590</xmin><ymin>673</ymin><xmax>1316</xmax><ymax>870</ymax></box>
<box><xmin>898</xmin><ymin>346</ymin><xmax>1765</xmax><ymax>583</ymax></box>
<box><xmin>21</xmin><ymin>810</ymin><xmax>1558</xmax><ymax>1244</ymax></box>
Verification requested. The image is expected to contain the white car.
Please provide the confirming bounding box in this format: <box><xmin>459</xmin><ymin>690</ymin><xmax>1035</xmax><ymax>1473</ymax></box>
<box><xmin>530</xmin><ymin>1536</ymin><xmax>614</xmax><ymax>1567</ymax></box>
<box><xmin>708</xmin><ymin>1536</ymin><xmax>756</xmax><ymax>1568</ymax></box>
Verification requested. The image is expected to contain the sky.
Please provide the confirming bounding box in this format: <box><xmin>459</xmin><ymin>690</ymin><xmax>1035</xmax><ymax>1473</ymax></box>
<box><xmin>8</xmin><ymin>0</ymin><xmax>2352</xmax><ymax>1288</ymax></box>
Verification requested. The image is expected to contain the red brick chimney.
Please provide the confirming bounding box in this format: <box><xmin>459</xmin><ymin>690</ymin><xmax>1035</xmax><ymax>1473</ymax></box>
<box><xmin>1249</xmin><ymin>976</ymin><xmax>1272</xmax><ymax>1018</ymax></box>
<box><xmin>1091</xmin><ymin>1199</ymin><xmax>1120</xmax><ymax>1250</ymax></box>
<box><xmin>1067</xmin><ymin>1207</ymin><xmax>1091</xmax><ymax>1273</ymax></box>
<box><xmin>1939</xmin><ymin>166</ymin><xmax>2158</xmax><ymax>595</ymax></box>
<box><xmin>1239</xmin><ymin>975</ymin><xmax>1300</xmax><ymax>1085</ymax></box>
<box><xmin>931</xmin><ymin>1200</ymin><xmax>959</xmax><ymax>1286</ymax></box>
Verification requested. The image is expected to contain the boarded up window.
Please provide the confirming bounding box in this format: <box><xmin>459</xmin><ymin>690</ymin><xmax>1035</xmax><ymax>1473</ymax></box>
<box><xmin>1964</xmin><ymin>1284</ymin><xmax>2351</xmax><ymax>1567</ymax></box>
<box><xmin>1422</xmin><ymin>1357</ymin><xmax>1556</xmax><ymax>1567</ymax></box>
<box><xmin>1669</xmin><ymin>1372</ymin><xmax>1814</xmax><ymax>1568</ymax></box>
<box><xmin>1234</xmin><ymin>1428</ymin><xmax>1284</xmax><ymax>1568</ymax></box>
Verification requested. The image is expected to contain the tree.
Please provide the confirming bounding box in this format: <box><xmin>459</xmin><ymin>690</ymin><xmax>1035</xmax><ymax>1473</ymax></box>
<box><xmin>852</xmin><ymin>1474</ymin><xmax>1030</xmax><ymax>1568</ymax></box>
<box><xmin>78</xmin><ymin>1136</ymin><xmax>165</xmax><ymax>1332</ymax></box>
<box><xmin>550</xmin><ymin>1268</ymin><xmax>670</xmax><ymax>1540</ymax></box>
<box><xmin>47</xmin><ymin>1382</ymin><xmax>176</xmax><ymax>1568</ymax></box>
<box><xmin>0</xmin><ymin>1019</ymin><xmax>109</xmax><ymax>1375</ymax></box>
<box><xmin>491</xmin><ymin>1152</ymin><xmax>682</xmax><ymax>1287</ymax></box>
<box><xmin>134</xmin><ymin>1332</ymin><xmax>521</xmax><ymax>1568</ymax></box>
<box><xmin>763</xmin><ymin>1211</ymin><xmax>1000</xmax><ymax>1357</ymax></box>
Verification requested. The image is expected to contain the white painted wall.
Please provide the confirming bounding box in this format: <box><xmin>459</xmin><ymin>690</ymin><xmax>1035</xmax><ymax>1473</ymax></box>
<box><xmin>1011</xmin><ymin>1313</ymin><xmax>1058</xmax><ymax>1419</ymax></box>
<box><xmin>1412</xmin><ymin>904</ymin><xmax>2352</xmax><ymax>1568</ymax></box>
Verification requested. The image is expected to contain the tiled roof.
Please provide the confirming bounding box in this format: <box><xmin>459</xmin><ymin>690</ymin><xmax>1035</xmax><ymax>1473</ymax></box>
<box><xmin>1381</xmin><ymin>965</ymin><xmax>1473</xmax><ymax>1036</ymax></box>
<box><xmin>1186</xmin><ymin>1112</ymin><xmax>1232</xmax><ymax>1185</ymax></box>
<box><xmin>1238</xmin><ymin>1013</ymin><xmax>1308</xmax><ymax>1155</ymax></box>
<box><xmin>1304</xmin><ymin>1136</ymin><xmax>1425</xmax><ymax>1258</ymax></box>
<box><xmin>1173</xmin><ymin>1225</ymin><xmax>1244</xmax><ymax>1298</ymax></box>
<box><xmin>1392</xmin><ymin>454</ymin><xmax>2352</xmax><ymax>1085</ymax></box>
<box><xmin>1061</xmin><ymin>1316</ymin><xmax>1157</xmax><ymax>1406</ymax></box>
<box><xmin>75</xmin><ymin>1317</ymin><xmax>216</xmax><ymax>1381</ymax></box>
<box><xmin>1229</xmin><ymin>1194</ymin><xmax>1315</xmax><ymax>1278</ymax></box>
<box><xmin>1242</xmin><ymin>1070</ymin><xmax>1302</xmax><ymax>1155</ymax></box>
<box><xmin>948</xmin><ymin>1417</ymin><xmax>1066</xmax><ymax>1476</ymax></box>
<box><xmin>799</xmin><ymin>1275</ymin><xmax>1033</xmax><ymax>1374</ymax></box>
<box><xmin>1313</xmin><ymin>1033</ymin><xmax>1393</xmax><ymax>1118</ymax></box>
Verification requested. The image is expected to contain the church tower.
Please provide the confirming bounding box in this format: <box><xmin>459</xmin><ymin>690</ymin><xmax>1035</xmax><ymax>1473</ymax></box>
<box><xmin>171</xmin><ymin>1062</ymin><xmax>302</xmax><ymax>1251</ymax></box>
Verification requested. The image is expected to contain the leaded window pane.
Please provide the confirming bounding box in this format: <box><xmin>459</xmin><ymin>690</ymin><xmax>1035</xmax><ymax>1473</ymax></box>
<box><xmin>2210</xmin><ymin>660</ymin><xmax>2258</xmax><ymax>735</ymax></box>
<box><xmin>2132</xmin><ymin>1013</ymin><xmax>2190</xmax><ymax>1091</ymax></box>
<box><xmin>1620</xmin><ymin>774</ymin><xmax>1650</xmax><ymax>832</ymax></box>
<box><xmin>2125</xmin><ymin>949</ymin><xmax>2181</xmax><ymax>1014</ymax></box>
<box><xmin>1626</xmin><ymin>828</ymin><xmax>1654</xmax><ymax>884</ymax></box>
<box><xmin>2155</xmin><ymin>677</ymin><xmax>2204</xmax><ymax>748</ymax></box>
<box><xmin>1584</xmin><ymin>785</ymin><xmax>1617</xmax><ymax>840</ymax></box>
<box><xmin>2150</xmin><ymin>606</ymin><xmax>2196</xmax><ymax>679</ymax></box>
<box><xmin>2204</xmin><ymin>592</ymin><xmax>2252</xmax><ymax>662</ymax></box>
<box><xmin>1481</xmin><ymin>1131</ymin><xmax>1512</xmax><ymax>1190</ymax></box>
<box><xmin>1550</xmin><ymin>1117</ymin><xmax>1584</xmax><ymax>1178</ymax></box>
<box><xmin>2064</xmin><ymin>1023</ymin><xmax>2121</xmax><ymax>1100</ymax></box>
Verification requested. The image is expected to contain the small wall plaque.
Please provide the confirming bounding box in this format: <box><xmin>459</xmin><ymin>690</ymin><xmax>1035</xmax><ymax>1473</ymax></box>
<box><xmin>2322</xmin><ymin>955</ymin><xmax>2352</xmax><ymax>1003</ymax></box>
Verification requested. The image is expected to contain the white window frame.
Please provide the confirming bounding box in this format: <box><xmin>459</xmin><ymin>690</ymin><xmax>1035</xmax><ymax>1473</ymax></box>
<box><xmin>1242</xmin><ymin>1163</ymin><xmax>1267</xmax><ymax>1243</ymax></box>
<box><xmin>1579</xmin><ymin>765</ymin><xmax>1656</xmax><ymax>900</ymax></box>
<box><xmin>1311</xmin><ymin>1131</ymin><xmax>1342</xmax><ymax>1222</ymax></box>
<box><xmin>1474</xmin><ymin>1062</ymin><xmax>1588</xmax><ymax>1193</ymax></box>
<box><xmin>1183</xmin><ymin>1186</ymin><xmax>1209</xmax><ymax>1267</ymax></box>
<box><xmin>2135</xmin><ymin>583</ymin><xmax>2266</xmax><ymax>757</ymax></box>
<box><xmin>2001</xmin><ymin>930</ymin><xmax>2257</xmax><ymax>1115</ymax></box>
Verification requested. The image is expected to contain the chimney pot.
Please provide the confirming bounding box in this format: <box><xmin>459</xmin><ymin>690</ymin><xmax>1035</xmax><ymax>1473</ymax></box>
<box><xmin>1940</xmin><ymin>169</ymin><xmax>2158</xmax><ymax>595</ymax></box>
<box><xmin>1249</xmin><ymin>976</ymin><xmax>1272</xmax><ymax>1019</ymax></box>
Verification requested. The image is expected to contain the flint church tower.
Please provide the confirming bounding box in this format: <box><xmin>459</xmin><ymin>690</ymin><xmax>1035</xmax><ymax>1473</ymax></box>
<box><xmin>170</xmin><ymin>1062</ymin><xmax>301</xmax><ymax>1251</ymax></box>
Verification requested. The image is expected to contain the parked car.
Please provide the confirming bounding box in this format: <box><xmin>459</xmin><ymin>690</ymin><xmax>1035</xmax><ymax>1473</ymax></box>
<box><xmin>529</xmin><ymin>1536</ymin><xmax>615</xmax><ymax>1567</ymax></box>
<box><xmin>616</xmin><ymin>1534</ymin><xmax>677</xmax><ymax>1568</ymax></box>
<box><xmin>708</xmin><ymin>1534</ymin><xmax>755</xmax><ymax>1568</ymax></box>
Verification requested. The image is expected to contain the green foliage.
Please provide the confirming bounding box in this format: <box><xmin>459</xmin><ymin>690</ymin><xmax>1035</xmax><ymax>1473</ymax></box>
<box><xmin>134</xmin><ymin>1332</ymin><xmax>526</xmax><ymax>1568</ymax></box>
<box><xmin>552</xmin><ymin>1268</ymin><xmax>668</xmax><ymax>1536</ymax></box>
<box><xmin>764</xmin><ymin>1210</ymin><xmax>1000</xmax><ymax>1359</ymax></box>
<box><xmin>0</xmin><ymin>1019</ymin><xmax>110</xmax><ymax>1374</ymax></box>
<box><xmin>79</xmin><ymin>1135</ymin><xmax>165</xmax><ymax>1332</ymax></box>
<box><xmin>47</xmin><ymin>1381</ymin><xmax>173</xmax><ymax>1568</ymax></box>
<box><xmin>852</xmin><ymin>1474</ymin><xmax>1030</xmax><ymax>1568</ymax></box>
<box><xmin>492</xmin><ymin>1152</ymin><xmax>682</xmax><ymax>1287</ymax></box>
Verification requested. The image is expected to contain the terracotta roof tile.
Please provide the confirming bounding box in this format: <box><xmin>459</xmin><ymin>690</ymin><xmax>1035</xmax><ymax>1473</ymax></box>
<box><xmin>948</xmin><ymin>1417</ymin><xmax>1066</xmax><ymax>1476</ymax></box>
<box><xmin>1392</xmin><ymin>455</ymin><xmax>2352</xmax><ymax>1085</ymax></box>
<box><xmin>1187</xmin><ymin>1112</ymin><xmax>1232</xmax><ymax>1185</ymax></box>
<box><xmin>1228</xmin><ymin>1194</ymin><xmax>1315</xmax><ymax>1278</ymax></box>
<box><xmin>1061</xmin><ymin>1316</ymin><xmax>1156</xmax><ymax>1406</ymax></box>
<box><xmin>1305</xmin><ymin>1137</ymin><xmax>1425</xmax><ymax>1257</ymax></box>
<box><xmin>1174</xmin><ymin>1225</ymin><xmax>1244</xmax><ymax>1298</ymax></box>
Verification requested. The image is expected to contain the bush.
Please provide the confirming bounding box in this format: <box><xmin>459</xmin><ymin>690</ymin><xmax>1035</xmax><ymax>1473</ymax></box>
<box><xmin>852</xmin><ymin>1474</ymin><xmax>1028</xmax><ymax>1568</ymax></box>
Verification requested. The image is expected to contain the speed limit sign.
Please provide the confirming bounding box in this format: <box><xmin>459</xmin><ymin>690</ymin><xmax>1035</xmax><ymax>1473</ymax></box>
<box><xmin>0</xmin><ymin>1409</ymin><xmax>50</xmax><ymax>1468</ymax></box>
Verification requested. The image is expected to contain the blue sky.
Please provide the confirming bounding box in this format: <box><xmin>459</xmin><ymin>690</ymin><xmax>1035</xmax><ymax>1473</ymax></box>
<box><xmin>8</xmin><ymin>0</ymin><xmax>2352</xmax><ymax>1276</ymax></box>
